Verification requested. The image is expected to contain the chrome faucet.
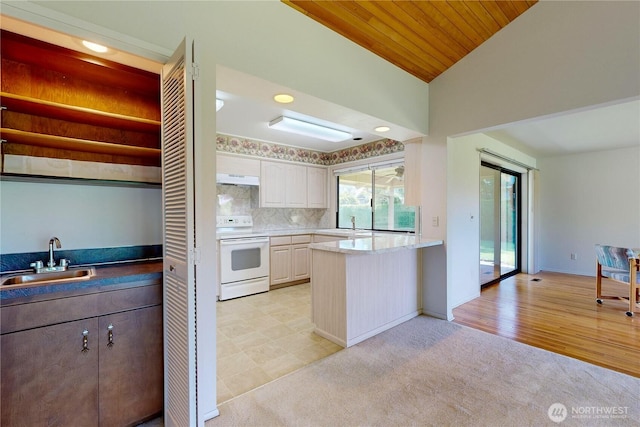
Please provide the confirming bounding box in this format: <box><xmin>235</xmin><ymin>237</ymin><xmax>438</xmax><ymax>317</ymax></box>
<box><xmin>350</xmin><ymin>216</ymin><xmax>356</xmax><ymax>230</ymax></box>
<box><xmin>48</xmin><ymin>237</ymin><xmax>61</xmax><ymax>268</ymax></box>
<box><xmin>30</xmin><ymin>237</ymin><xmax>68</xmax><ymax>273</ymax></box>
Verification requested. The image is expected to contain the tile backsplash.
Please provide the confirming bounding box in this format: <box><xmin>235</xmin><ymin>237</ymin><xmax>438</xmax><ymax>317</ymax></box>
<box><xmin>217</xmin><ymin>184</ymin><xmax>258</xmax><ymax>216</ymax></box>
<box><xmin>252</xmin><ymin>208</ymin><xmax>330</xmax><ymax>230</ymax></box>
<box><xmin>216</xmin><ymin>184</ymin><xmax>330</xmax><ymax>230</ymax></box>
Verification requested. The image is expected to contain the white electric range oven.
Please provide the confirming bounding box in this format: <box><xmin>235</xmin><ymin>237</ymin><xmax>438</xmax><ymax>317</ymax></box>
<box><xmin>217</xmin><ymin>216</ymin><xmax>269</xmax><ymax>300</ymax></box>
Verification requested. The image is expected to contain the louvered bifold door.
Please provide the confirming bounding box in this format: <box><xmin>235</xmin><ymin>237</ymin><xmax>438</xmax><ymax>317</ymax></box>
<box><xmin>161</xmin><ymin>37</ymin><xmax>197</xmax><ymax>427</ymax></box>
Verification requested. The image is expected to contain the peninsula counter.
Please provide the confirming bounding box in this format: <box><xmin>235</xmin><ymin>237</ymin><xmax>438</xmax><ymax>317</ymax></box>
<box><xmin>309</xmin><ymin>235</ymin><xmax>443</xmax><ymax>347</ymax></box>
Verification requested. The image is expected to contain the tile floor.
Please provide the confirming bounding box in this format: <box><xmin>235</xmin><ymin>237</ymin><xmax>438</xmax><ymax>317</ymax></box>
<box><xmin>216</xmin><ymin>283</ymin><xmax>343</xmax><ymax>403</ymax></box>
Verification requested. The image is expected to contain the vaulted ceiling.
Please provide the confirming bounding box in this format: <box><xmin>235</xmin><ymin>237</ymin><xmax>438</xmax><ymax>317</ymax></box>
<box><xmin>283</xmin><ymin>0</ymin><xmax>538</xmax><ymax>83</ymax></box>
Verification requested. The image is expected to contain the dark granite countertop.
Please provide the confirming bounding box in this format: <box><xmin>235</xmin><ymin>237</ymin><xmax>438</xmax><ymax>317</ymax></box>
<box><xmin>1</xmin><ymin>260</ymin><xmax>163</xmax><ymax>306</ymax></box>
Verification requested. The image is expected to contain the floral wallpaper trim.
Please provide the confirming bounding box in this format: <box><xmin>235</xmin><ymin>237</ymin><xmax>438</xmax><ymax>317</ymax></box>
<box><xmin>216</xmin><ymin>134</ymin><xmax>404</xmax><ymax>166</ymax></box>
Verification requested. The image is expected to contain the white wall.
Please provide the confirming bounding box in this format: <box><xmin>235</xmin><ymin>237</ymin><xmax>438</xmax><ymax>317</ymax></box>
<box><xmin>423</xmin><ymin>1</ymin><xmax>640</xmax><ymax>319</ymax></box>
<box><xmin>0</xmin><ymin>180</ymin><xmax>162</xmax><ymax>253</ymax></box>
<box><xmin>446</xmin><ymin>134</ymin><xmax>536</xmax><ymax>307</ymax></box>
<box><xmin>538</xmin><ymin>146</ymin><xmax>640</xmax><ymax>276</ymax></box>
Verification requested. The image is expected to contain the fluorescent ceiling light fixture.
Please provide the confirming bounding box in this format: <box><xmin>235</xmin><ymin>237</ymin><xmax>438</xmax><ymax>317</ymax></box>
<box><xmin>274</xmin><ymin>94</ymin><xmax>294</xmax><ymax>104</ymax></box>
<box><xmin>375</xmin><ymin>126</ymin><xmax>390</xmax><ymax>132</ymax></box>
<box><xmin>82</xmin><ymin>40</ymin><xmax>108</xmax><ymax>53</ymax></box>
<box><xmin>216</xmin><ymin>99</ymin><xmax>224</xmax><ymax>111</ymax></box>
<box><xmin>269</xmin><ymin>116</ymin><xmax>351</xmax><ymax>142</ymax></box>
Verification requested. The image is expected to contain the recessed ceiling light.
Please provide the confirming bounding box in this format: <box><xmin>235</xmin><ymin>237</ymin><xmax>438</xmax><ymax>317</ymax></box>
<box><xmin>82</xmin><ymin>40</ymin><xmax>108</xmax><ymax>53</ymax></box>
<box><xmin>274</xmin><ymin>94</ymin><xmax>294</xmax><ymax>104</ymax></box>
<box><xmin>375</xmin><ymin>126</ymin><xmax>390</xmax><ymax>132</ymax></box>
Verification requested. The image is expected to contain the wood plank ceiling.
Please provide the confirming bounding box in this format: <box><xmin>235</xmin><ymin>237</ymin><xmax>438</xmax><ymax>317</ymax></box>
<box><xmin>283</xmin><ymin>0</ymin><xmax>538</xmax><ymax>83</ymax></box>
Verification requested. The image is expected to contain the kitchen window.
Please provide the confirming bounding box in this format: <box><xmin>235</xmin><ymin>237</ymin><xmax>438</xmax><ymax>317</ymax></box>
<box><xmin>336</xmin><ymin>161</ymin><xmax>415</xmax><ymax>232</ymax></box>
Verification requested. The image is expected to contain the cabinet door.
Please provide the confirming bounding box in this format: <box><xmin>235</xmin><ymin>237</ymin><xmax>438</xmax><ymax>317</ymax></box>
<box><xmin>286</xmin><ymin>164</ymin><xmax>308</xmax><ymax>207</ymax></box>
<box><xmin>1</xmin><ymin>318</ymin><xmax>99</xmax><ymax>427</ymax></box>
<box><xmin>270</xmin><ymin>245</ymin><xmax>292</xmax><ymax>285</ymax></box>
<box><xmin>99</xmin><ymin>305</ymin><xmax>163</xmax><ymax>426</ymax></box>
<box><xmin>307</xmin><ymin>166</ymin><xmax>328</xmax><ymax>208</ymax></box>
<box><xmin>292</xmin><ymin>244</ymin><xmax>311</xmax><ymax>281</ymax></box>
<box><xmin>261</xmin><ymin>161</ymin><xmax>287</xmax><ymax>207</ymax></box>
<box><xmin>216</xmin><ymin>153</ymin><xmax>260</xmax><ymax>176</ymax></box>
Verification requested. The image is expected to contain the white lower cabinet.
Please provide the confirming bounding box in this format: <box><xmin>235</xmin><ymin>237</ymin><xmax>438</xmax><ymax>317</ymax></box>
<box><xmin>270</xmin><ymin>234</ymin><xmax>311</xmax><ymax>287</ymax></box>
<box><xmin>270</xmin><ymin>243</ymin><xmax>292</xmax><ymax>285</ymax></box>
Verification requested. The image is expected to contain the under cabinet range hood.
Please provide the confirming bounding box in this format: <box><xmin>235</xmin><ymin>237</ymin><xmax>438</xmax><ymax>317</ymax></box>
<box><xmin>216</xmin><ymin>173</ymin><xmax>259</xmax><ymax>186</ymax></box>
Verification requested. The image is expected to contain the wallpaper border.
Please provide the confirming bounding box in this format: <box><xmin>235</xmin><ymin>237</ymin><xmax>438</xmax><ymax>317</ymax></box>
<box><xmin>216</xmin><ymin>134</ymin><xmax>404</xmax><ymax>166</ymax></box>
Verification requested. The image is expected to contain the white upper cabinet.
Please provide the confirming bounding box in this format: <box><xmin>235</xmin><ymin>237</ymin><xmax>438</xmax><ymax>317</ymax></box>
<box><xmin>260</xmin><ymin>161</ymin><xmax>287</xmax><ymax>207</ymax></box>
<box><xmin>216</xmin><ymin>153</ymin><xmax>261</xmax><ymax>176</ymax></box>
<box><xmin>260</xmin><ymin>159</ymin><xmax>326</xmax><ymax>208</ymax></box>
<box><xmin>286</xmin><ymin>164</ymin><xmax>308</xmax><ymax>208</ymax></box>
<box><xmin>307</xmin><ymin>166</ymin><xmax>328</xmax><ymax>208</ymax></box>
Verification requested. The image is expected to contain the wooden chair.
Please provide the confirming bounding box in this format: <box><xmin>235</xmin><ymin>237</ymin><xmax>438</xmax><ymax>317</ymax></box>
<box><xmin>595</xmin><ymin>244</ymin><xmax>640</xmax><ymax>316</ymax></box>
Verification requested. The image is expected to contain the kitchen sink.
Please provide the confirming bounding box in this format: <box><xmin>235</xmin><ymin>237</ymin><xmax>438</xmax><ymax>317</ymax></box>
<box><xmin>1</xmin><ymin>267</ymin><xmax>96</xmax><ymax>288</ymax></box>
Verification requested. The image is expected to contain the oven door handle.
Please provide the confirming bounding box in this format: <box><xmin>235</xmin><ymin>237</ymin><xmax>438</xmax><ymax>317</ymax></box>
<box><xmin>220</xmin><ymin>237</ymin><xmax>269</xmax><ymax>246</ymax></box>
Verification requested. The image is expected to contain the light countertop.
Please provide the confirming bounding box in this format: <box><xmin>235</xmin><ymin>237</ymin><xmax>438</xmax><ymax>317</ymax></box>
<box><xmin>216</xmin><ymin>228</ymin><xmax>316</xmax><ymax>240</ymax></box>
<box><xmin>309</xmin><ymin>235</ymin><xmax>443</xmax><ymax>255</ymax></box>
<box><xmin>216</xmin><ymin>227</ymin><xmax>428</xmax><ymax>240</ymax></box>
<box><xmin>217</xmin><ymin>228</ymin><xmax>443</xmax><ymax>254</ymax></box>
<box><xmin>216</xmin><ymin>228</ymin><xmax>375</xmax><ymax>240</ymax></box>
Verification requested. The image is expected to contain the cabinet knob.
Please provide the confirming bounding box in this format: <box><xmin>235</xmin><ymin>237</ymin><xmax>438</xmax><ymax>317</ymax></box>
<box><xmin>81</xmin><ymin>329</ymin><xmax>89</xmax><ymax>353</ymax></box>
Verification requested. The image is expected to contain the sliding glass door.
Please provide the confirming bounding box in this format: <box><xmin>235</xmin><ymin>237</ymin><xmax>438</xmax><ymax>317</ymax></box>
<box><xmin>480</xmin><ymin>162</ymin><xmax>520</xmax><ymax>286</ymax></box>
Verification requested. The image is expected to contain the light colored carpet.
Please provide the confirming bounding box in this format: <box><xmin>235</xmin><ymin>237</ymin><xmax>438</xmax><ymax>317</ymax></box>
<box><xmin>206</xmin><ymin>315</ymin><xmax>639</xmax><ymax>426</ymax></box>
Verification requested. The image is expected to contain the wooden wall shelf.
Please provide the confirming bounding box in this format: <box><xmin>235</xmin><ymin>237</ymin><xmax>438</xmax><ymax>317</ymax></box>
<box><xmin>1</xmin><ymin>129</ymin><xmax>161</xmax><ymax>159</ymax></box>
<box><xmin>1</xmin><ymin>93</ymin><xmax>160</xmax><ymax>134</ymax></box>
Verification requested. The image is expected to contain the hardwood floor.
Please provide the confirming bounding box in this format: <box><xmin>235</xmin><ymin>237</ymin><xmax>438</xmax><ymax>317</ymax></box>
<box><xmin>452</xmin><ymin>271</ymin><xmax>640</xmax><ymax>378</ymax></box>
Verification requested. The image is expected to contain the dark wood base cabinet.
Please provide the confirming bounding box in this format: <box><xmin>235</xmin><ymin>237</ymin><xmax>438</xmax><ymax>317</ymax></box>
<box><xmin>1</xmin><ymin>318</ymin><xmax>100</xmax><ymax>426</ymax></box>
<box><xmin>1</xmin><ymin>284</ymin><xmax>163</xmax><ymax>426</ymax></box>
<box><xmin>99</xmin><ymin>305</ymin><xmax>163</xmax><ymax>426</ymax></box>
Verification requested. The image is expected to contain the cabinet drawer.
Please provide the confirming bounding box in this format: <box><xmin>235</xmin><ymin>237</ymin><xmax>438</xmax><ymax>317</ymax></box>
<box><xmin>98</xmin><ymin>284</ymin><xmax>162</xmax><ymax>314</ymax></box>
<box><xmin>1</xmin><ymin>283</ymin><xmax>161</xmax><ymax>334</ymax></box>
<box><xmin>292</xmin><ymin>234</ymin><xmax>311</xmax><ymax>244</ymax></box>
<box><xmin>1</xmin><ymin>293</ymin><xmax>100</xmax><ymax>334</ymax></box>
<box><xmin>313</xmin><ymin>234</ymin><xmax>343</xmax><ymax>243</ymax></box>
<box><xmin>271</xmin><ymin>236</ymin><xmax>292</xmax><ymax>246</ymax></box>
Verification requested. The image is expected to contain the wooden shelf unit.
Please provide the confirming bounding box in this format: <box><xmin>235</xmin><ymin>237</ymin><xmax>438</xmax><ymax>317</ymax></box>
<box><xmin>0</xmin><ymin>30</ymin><xmax>162</xmax><ymax>174</ymax></box>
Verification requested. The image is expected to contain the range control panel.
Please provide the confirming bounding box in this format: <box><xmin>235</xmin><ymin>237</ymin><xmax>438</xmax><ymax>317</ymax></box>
<box><xmin>216</xmin><ymin>215</ymin><xmax>253</xmax><ymax>228</ymax></box>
